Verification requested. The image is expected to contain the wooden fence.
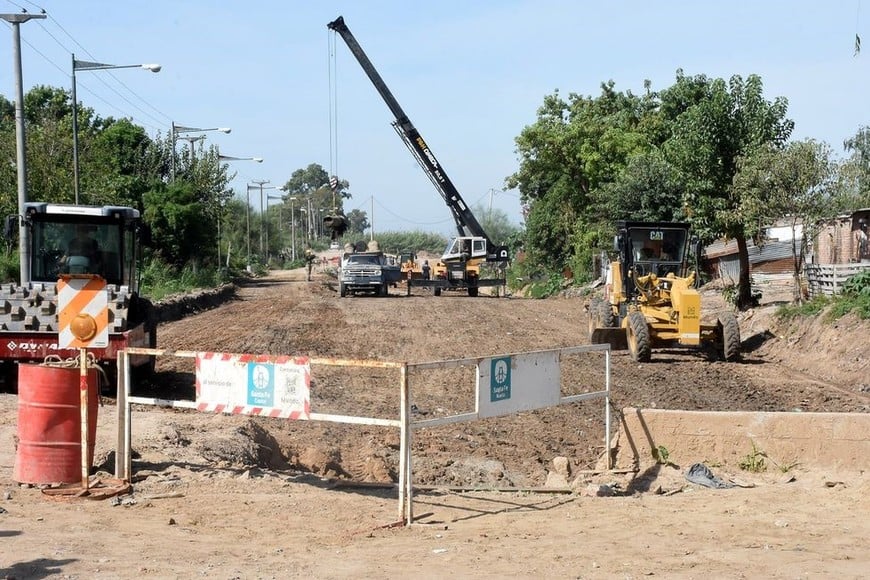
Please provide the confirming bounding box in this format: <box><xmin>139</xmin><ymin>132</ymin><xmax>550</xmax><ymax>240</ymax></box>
<box><xmin>805</xmin><ymin>263</ymin><xmax>870</xmax><ymax>297</ymax></box>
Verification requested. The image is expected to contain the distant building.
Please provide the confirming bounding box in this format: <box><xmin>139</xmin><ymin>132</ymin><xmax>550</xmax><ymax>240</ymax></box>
<box><xmin>703</xmin><ymin>218</ymin><xmax>803</xmax><ymax>283</ymax></box>
<box><xmin>811</xmin><ymin>208</ymin><xmax>870</xmax><ymax>265</ymax></box>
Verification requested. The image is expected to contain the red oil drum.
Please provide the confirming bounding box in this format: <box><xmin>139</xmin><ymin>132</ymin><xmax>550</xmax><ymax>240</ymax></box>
<box><xmin>13</xmin><ymin>363</ymin><xmax>99</xmax><ymax>485</ymax></box>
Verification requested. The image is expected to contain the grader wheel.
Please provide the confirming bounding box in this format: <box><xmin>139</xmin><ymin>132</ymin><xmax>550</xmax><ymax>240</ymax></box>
<box><xmin>717</xmin><ymin>312</ymin><xmax>741</xmax><ymax>361</ymax></box>
<box><xmin>627</xmin><ymin>311</ymin><xmax>652</xmax><ymax>362</ymax></box>
<box><xmin>587</xmin><ymin>298</ymin><xmax>602</xmax><ymax>339</ymax></box>
<box><xmin>598</xmin><ymin>300</ymin><xmax>616</xmax><ymax>327</ymax></box>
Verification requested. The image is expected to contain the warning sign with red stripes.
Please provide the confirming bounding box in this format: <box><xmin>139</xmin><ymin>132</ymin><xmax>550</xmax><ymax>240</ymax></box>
<box><xmin>195</xmin><ymin>353</ymin><xmax>311</xmax><ymax>420</ymax></box>
<box><xmin>57</xmin><ymin>275</ymin><xmax>108</xmax><ymax>348</ymax></box>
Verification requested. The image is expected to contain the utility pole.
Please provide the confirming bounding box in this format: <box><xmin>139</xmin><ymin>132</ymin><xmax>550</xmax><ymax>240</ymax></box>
<box><xmin>2</xmin><ymin>12</ymin><xmax>46</xmax><ymax>285</ymax></box>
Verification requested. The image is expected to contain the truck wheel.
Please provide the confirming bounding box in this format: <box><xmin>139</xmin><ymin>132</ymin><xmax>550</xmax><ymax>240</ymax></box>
<box><xmin>381</xmin><ymin>283</ymin><xmax>388</xmax><ymax>297</ymax></box>
<box><xmin>627</xmin><ymin>311</ymin><xmax>652</xmax><ymax>362</ymax></box>
<box><xmin>339</xmin><ymin>283</ymin><xmax>346</xmax><ymax>297</ymax></box>
<box><xmin>718</xmin><ymin>312</ymin><xmax>741</xmax><ymax>361</ymax></box>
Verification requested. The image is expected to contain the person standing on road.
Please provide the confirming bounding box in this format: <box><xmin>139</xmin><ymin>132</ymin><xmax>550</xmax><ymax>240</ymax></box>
<box><xmin>421</xmin><ymin>259</ymin><xmax>431</xmax><ymax>280</ymax></box>
<box><xmin>304</xmin><ymin>247</ymin><xmax>316</xmax><ymax>281</ymax></box>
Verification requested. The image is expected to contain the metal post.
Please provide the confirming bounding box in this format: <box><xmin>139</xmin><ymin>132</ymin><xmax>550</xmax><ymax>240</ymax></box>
<box><xmin>290</xmin><ymin>198</ymin><xmax>296</xmax><ymax>261</ymax></box>
<box><xmin>246</xmin><ymin>185</ymin><xmax>252</xmax><ymax>271</ymax></box>
<box><xmin>249</xmin><ymin>180</ymin><xmax>269</xmax><ymax>258</ymax></box>
<box><xmin>260</xmin><ymin>184</ymin><xmax>264</xmax><ymax>256</ymax></box>
<box><xmin>2</xmin><ymin>12</ymin><xmax>45</xmax><ymax>285</ymax></box>
<box><xmin>170</xmin><ymin>121</ymin><xmax>176</xmax><ymax>182</ymax></box>
<box><xmin>71</xmin><ymin>53</ymin><xmax>80</xmax><ymax>205</ymax></box>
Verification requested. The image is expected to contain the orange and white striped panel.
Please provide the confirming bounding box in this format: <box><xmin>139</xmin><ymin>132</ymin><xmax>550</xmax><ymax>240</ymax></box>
<box><xmin>58</xmin><ymin>275</ymin><xmax>108</xmax><ymax>348</ymax></box>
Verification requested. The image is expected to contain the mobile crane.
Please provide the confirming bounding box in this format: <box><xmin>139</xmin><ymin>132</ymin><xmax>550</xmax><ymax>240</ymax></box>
<box><xmin>327</xmin><ymin>16</ymin><xmax>509</xmax><ymax>297</ymax></box>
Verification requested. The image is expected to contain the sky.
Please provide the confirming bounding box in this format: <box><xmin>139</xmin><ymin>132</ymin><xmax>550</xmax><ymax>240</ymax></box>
<box><xmin>2</xmin><ymin>0</ymin><xmax>869</xmax><ymax>236</ymax></box>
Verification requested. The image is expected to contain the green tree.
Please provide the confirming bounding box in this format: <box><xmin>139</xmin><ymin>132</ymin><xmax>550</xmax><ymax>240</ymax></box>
<box><xmin>733</xmin><ymin>140</ymin><xmax>839</xmax><ymax>302</ymax></box>
<box><xmin>839</xmin><ymin>126</ymin><xmax>870</xmax><ymax>209</ymax></box>
<box><xmin>663</xmin><ymin>72</ymin><xmax>794</xmax><ymax>308</ymax></box>
<box><xmin>507</xmin><ymin>82</ymin><xmax>659</xmax><ymax>271</ymax></box>
<box><xmin>142</xmin><ymin>182</ymin><xmax>214</xmax><ymax>267</ymax></box>
<box><xmin>345</xmin><ymin>208</ymin><xmax>369</xmax><ymax>234</ymax></box>
<box><xmin>595</xmin><ymin>150</ymin><xmax>688</xmax><ymax>223</ymax></box>
<box><xmin>473</xmin><ymin>203</ymin><xmax>520</xmax><ymax>247</ymax></box>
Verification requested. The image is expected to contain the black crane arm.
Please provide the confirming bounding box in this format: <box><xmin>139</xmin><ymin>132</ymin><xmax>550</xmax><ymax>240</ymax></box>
<box><xmin>328</xmin><ymin>16</ymin><xmax>506</xmax><ymax>260</ymax></box>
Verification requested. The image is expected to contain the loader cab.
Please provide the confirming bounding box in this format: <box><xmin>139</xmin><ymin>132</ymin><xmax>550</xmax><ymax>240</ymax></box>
<box><xmin>23</xmin><ymin>202</ymin><xmax>142</xmax><ymax>290</ymax></box>
<box><xmin>616</xmin><ymin>222</ymin><xmax>691</xmax><ymax>294</ymax></box>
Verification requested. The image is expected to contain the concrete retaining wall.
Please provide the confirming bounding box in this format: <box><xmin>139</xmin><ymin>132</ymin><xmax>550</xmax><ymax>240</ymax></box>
<box><xmin>612</xmin><ymin>408</ymin><xmax>870</xmax><ymax>472</ymax></box>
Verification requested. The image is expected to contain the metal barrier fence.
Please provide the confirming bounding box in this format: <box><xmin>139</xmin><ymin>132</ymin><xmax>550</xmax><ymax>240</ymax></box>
<box><xmin>116</xmin><ymin>343</ymin><xmax>610</xmax><ymax>525</ymax></box>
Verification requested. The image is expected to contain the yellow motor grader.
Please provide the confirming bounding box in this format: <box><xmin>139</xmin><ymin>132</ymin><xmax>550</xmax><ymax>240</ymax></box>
<box><xmin>589</xmin><ymin>221</ymin><xmax>740</xmax><ymax>362</ymax></box>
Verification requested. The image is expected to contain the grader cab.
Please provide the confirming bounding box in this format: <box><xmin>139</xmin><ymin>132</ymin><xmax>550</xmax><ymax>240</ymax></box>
<box><xmin>589</xmin><ymin>221</ymin><xmax>740</xmax><ymax>362</ymax></box>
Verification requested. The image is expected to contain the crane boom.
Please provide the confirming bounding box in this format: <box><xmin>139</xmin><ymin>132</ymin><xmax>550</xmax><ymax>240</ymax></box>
<box><xmin>328</xmin><ymin>16</ymin><xmax>507</xmax><ymax>262</ymax></box>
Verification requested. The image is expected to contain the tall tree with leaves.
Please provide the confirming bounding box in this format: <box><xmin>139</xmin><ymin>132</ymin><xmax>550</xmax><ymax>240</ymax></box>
<box><xmin>507</xmin><ymin>83</ymin><xmax>658</xmax><ymax>272</ymax></box>
<box><xmin>663</xmin><ymin>72</ymin><xmax>794</xmax><ymax>309</ymax></box>
<box><xmin>839</xmin><ymin>126</ymin><xmax>870</xmax><ymax>209</ymax></box>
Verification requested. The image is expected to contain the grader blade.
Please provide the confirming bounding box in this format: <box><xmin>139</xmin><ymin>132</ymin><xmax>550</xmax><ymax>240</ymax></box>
<box><xmin>590</xmin><ymin>327</ymin><xmax>628</xmax><ymax>350</ymax></box>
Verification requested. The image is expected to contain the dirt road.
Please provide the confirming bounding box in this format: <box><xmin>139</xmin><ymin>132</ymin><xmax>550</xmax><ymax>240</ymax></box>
<box><xmin>1</xmin><ymin>265</ymin><xmax>868</xmax><ymax>578</ymax></box>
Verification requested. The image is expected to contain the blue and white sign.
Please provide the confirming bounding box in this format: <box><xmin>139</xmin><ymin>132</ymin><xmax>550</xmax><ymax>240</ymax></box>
<box><xmin>477</xmin><ymin>351</ymin><xmax>561</xmax><ymax>418</ymax></box>
<box><xmin>248</xmin><ymin>363</ymin><xmax>275</xmax><ymax>407</ymax></box>
<box><xmin>490</xmin><ymin>356</ymin><xmax>512</xmax><ymax>402</ymax></box>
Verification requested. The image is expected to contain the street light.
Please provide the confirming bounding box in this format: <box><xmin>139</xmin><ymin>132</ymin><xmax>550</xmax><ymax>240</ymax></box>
<box><xmin>177</xmin><ymin>134</ymin><xmax>206</xmax><ymax>165</ymax></box>
<box><xmin>72</xmin><ymin>54</ymin><xmax>161</xmax><ymax>204</ymax></box>
<box><xmin>288</xmin><ymin>196</ymin><xmax>298</xmax><ymax>260</ymax></box>
<box><xmin>212</xmin><ymin>153</ymin><xmax>262</xmax><ymax>271</ymax></box>
<box><xmin>247</xmin><ymin>181</ymin><xmax>283</xmax><ymax>262</ymax></box>
<box><xmin>266</xmin><ymin>193</ymin><xmax>285</xmax><ymax>261</ymax></box>
<box><xmin>171</xmin><ymin>122</ymin><xmax>231</xmax><ymax>181</ymax></box>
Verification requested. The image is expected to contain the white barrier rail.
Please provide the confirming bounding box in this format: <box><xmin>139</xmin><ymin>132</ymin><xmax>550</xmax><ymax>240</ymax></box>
<box><xmin>116</xmin><ymin>343</ymin><xmax>610</xmax><ymax>525</ymax></box>
<box><xmin>401</xmin><ymin>343</ymin><xmax>612</xmax><ymax>524</ymax></box>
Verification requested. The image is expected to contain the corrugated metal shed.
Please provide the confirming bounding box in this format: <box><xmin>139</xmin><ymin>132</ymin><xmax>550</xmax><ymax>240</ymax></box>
<box><xmin>703</xmin><ymin>239</ymin><xmax>800</xmax><ymax>281</ymax></box>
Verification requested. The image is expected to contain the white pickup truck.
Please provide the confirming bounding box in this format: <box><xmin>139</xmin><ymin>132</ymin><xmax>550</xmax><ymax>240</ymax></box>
<box><xmin>338</xmin><ymin>251</ymin><xmax>402</xmax><ymax>297</ymax></box>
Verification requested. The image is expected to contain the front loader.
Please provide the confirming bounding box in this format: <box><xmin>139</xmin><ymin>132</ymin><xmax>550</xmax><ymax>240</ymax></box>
<box><xmin>589</xmin><ymin>221</ymin><xmax>740</xmax><ymax>362</ymax></box>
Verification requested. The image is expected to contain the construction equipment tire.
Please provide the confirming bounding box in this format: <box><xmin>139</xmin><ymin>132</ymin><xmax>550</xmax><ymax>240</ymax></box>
<box><xmin>587</xmin><ymin>298</ymin><xmax>601</xmax><ymax>338</ymax></box>
<box><xmin>468</xmin><ymin>287</ymin><xmax>479</xmax><ymax>297</ymax></box>
<box><xmin>339</xmin><ymin>282</ymin><xmax>346</xmax><ymax>297</ymax></box>
<box><xmin>718</xmin><ymin>312</ymin><xmax>741</xmax><ymax>361</ymax></box>
<box><xmin>598</xmin><ymin>300</ymin><xmax>616</xmax><ymax>327</ymax></box>
<box><xmin>627</xmin><ymin>311</ymin><xmax>652</xmax><ymax>362</ymax></box>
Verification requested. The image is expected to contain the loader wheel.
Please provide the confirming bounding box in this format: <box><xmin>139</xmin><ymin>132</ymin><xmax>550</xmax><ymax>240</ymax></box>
<box><xmin>627</xmin><ymin>311</ymin><xmax>652</xmax><ymax>362</ymax></box>
<box><xmin>718</xmin><ymin>312</ymin><xmax>741</xmax><ymax>361</ymax></box>
<box><xmin>434</xmin><ymin>287</ymin><xmax>442</xmax><ymax>297</ymax></box>
<box><xmin>468</xmin><ymin>287</ymin><xmax>479</xmax><ymax>297</ymax></box>
<box><xmin>598</xmin><ymin>300</ymin><xmax>616</xmax><ymax>327</ymax></box>
<box><xmin>587</xmin><ymin>298</ymin><xmax>602</xmax><ymax>338</ymax></box>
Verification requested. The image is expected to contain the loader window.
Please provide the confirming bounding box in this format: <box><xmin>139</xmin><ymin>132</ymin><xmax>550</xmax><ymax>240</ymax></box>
<box><xmin>29</xmin><ymin>221</ymin><xmax>128</xmax><ymax>284</ymax></box>
<box><xmin>630</xmin><ymin>229</ymin><xmax>687</xmax><ymax>263</ymax></box>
